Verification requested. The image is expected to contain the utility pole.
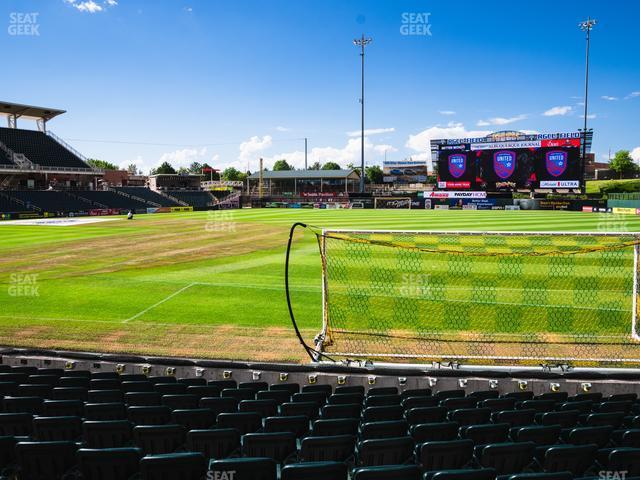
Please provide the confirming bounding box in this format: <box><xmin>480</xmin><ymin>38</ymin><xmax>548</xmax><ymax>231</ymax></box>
<box><xmin>353</xmin><ymin>34</ymin><xmax>372</xmax><ymax>193</ymax></box>
<box><xmin>304</xmin><ymin>137</ymin><xmax>308</xmax><ymax>170</ymax></box>
<box><xmin>579</xmin><ymin>17</ymin><xmax>596</xmax><ymax>191</ymax></box>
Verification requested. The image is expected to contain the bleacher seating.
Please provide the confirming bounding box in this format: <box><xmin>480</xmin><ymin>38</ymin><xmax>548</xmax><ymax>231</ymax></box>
<box><xmin>76</xmin><ymin>191</ymin><xmax>149</xmax><ymax>210</ymax></box>
<box><xmin>166</xmin><ymin>190</ymin><xmax>216</xmax><ymax>207</ymax></box>
<box><xmin>0</xmin><ymin>128</ymin><xmax>91</xmax><ymax>170</ymax></box>
<box><xmin>113</xmin><ymin>187</ymin><xmax>181</xmax><ymax>207</ymax></box>
<box><xmin>0</xmin><ymin>363</ymin><xmax>638</xmax><ymax>479</ymax></box>
<box><xmin>8</xmin><ymin>191</ymin><xmax>89</xmax><ymax>212</ymax></box>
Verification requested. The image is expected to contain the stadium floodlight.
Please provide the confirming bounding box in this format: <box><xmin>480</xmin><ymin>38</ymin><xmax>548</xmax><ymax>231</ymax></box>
<box><xmin>353</xmin><ymin>34</ymin><xmax>372</xmax><ymax>193</ymax></box>
<box><xmin>579</xmin><ymin>17</ymin><xmax>596</xmax><ymax>192</ymax></box>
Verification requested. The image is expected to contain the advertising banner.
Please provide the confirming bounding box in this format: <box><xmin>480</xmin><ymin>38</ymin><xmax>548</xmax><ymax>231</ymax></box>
<box><xmin>383</xmin><ymin>160</ymin><xmax>428</xmax><ymax>183</ymax></box>
<box><xmin>425</xmin><ymin>191</ymin><xmax>487</xmax><ymax>199</ymax></box>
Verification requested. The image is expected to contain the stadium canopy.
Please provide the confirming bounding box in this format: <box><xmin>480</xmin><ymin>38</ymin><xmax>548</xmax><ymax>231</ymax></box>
<box><xmin>248</xmin><ymin>169</ymin><xmax>359</xmax><ymax>180</ymax></box>
<box><xmin>0</xmin><ymin>101</ymin><xmax>66</xmax><ymax>131</ymax></box>
<box><xmin>248</xmin><ymin>169</ymin><xmax>360</xmax><ymax>195</ymax></box>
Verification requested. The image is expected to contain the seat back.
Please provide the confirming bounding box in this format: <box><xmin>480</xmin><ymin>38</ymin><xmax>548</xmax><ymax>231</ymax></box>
<box><xmin>78</xmin><ymin>447</ymin><xmax>141</xmax><ymax>480</ymax></box>
<box><xmin>133</xmin><ymin>424</ymin><xmax>186</xmax><ymax>455</ymax></box>
<box><xmin>356</xmin><ymin>436</ymin><xmax>414</xmax><ymax>466</ymax></box>
<box><xmin>241</xmin><ymin>432</ymin><xmax>297</xmax><ymax>463</ymax></box>
<box><xmin>16</xmin><ymin>441</ymin><xmax>77</xmax><ymax>480</ymax></box>
<box><xmin>83</xmin><ymin>420</ymin><xmax>133</xmax><ymax>448</ymax></box>
<box><xmin>140</xmin><ymin>452</ymin><xmax>206</xmax><ymax>480</ymax></box>
<box><xmin>299</xmin><ymin>434</ymin><xmax>356</xmax><ymax>462</ymax></box>
<box><xmin>186</xmin><ymin>428</ymin><xmax>240</xmax><ymax>460</ymax></box>
<box><xmin>417</xmin><ymin>439</ymin><xmax>474</xmax><ymax>470</ymax></box>
<box><xmin>478</xmin><ymin>442</ymin><xmax>536</xmax><ymax>475</ymax></box>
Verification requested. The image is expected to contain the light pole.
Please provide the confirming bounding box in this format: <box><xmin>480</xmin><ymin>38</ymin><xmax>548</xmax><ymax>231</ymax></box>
<box><xmin>579</xmin><ymin>17</ymin><xmax>596</xmax><ymax>188</ymax></box>
<box><xmin>354</xmin><ymin>34</ymin><xmax>372</xmax><ymax>193</ymax></box>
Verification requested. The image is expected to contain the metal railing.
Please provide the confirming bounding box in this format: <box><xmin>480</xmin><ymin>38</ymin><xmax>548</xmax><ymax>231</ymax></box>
<box><xmin>46</xmin><ymin>130</ymin><xmax>91</xmax><ymax>165</ymax></box>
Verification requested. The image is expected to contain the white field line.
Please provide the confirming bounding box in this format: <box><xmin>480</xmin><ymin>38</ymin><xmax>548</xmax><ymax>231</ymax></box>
<box><xmin>122</xmin><ymin>283</ymin><xmax>197</xmax><ymax>323</ymax></box>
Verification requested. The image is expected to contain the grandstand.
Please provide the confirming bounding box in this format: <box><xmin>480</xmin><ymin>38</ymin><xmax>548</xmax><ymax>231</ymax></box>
<box><xmin>113</xmin><ymin>186</ymin><xmax>181</xmax><ymax>207</ymax></box>
<box><xmin>166</xmin><ymin>190</ymin><xmax>218</xmax><ymax>208</ymax></box>
<box><xmin>9</xmin><ymin>190</ymin><xmax>90</xmax><ymax>213</ymax></box>
<box><xmin>75</xmin><ymin>190</ymin><xmax>150</xmax><ymax>210</ymax></box>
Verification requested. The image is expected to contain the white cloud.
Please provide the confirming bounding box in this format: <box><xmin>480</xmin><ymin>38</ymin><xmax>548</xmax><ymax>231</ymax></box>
<box><xmin>543</xmin><ymin>106</ymin><xmax>572</xmax><ymax>116</ymax></box>
<box><xmin>631</xmin><ymin>147</ymin><xmax>640</xmax><ymax>165</ymax></box>
<box><xmin>476</xmin><ymin>114</ymin><xmax>527</xmax><ymax>126</ymax></box>
<box><xmin>238</xmin><ymin>135</ymin><xmax>273</xmax><ymax>164</ymax></box>
<box><xmin>158</xmin><ymin>147</ymin><xmax>208</xmax><ymax>169</ymax></box>
<box><xmin>580</xmin><ymin>113</ymin><xmax>597</xmax><ymax>119</ymax></box>
<box><xmin>406</xmin><ymin>122</ymin><xmax>492</xmax><ymax>171</ymax></box>
<box><xmin>625</xmin><ymin>91</ymin><xmax>640</xmax><ymax>99</ymax></box>
<box><xmin>601</xmin><ymin>95</ymin><xmax>618</xmax><ymax>101</ymax></box>
<box><xmin>346</xmin><ymin>127</ymin><xmax>395</xmax><ymax>137</ymax></box>
<box><xmin>65</xmin><ymin>0</ymin><xmax>117</xmax><ymax>13</ymax></box>
<box><xmin>439</xmin><ymin>110</ymin><xmax>456</xmax><ymax>115</ymax></box>
<box><xmin>275</xmin><ymin>126</ymin><xmax>290</xmax><ymax>132</ymax></box>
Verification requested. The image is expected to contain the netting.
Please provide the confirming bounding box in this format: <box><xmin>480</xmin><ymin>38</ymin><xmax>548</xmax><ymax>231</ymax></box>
<box><xmin>313</xmin><ymin>229</ymin><xmax>640</xmax><ymax>367</ymax></box>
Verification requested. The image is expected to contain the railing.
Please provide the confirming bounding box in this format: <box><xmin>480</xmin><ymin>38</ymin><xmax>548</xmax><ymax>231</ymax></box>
<box><xmin>110</xmin><ymin>188</ymin><xmax>161</xmax><ymax>208</ymax></box>
<box><xmin>202</xmin><ymin>180</ymin><xmax>244</xmax><ymax>188</ymax></box>
<box><xmin>46</xmin><ymin>130</ymin><xmax>91</xmax><ymax>165</ymax></box>
<box><xmin>0</xmin><ymin>164</ymin><xmax>102</xmax><ymax>174</ymax></box>
<box><xmin>160</xmin><ymin>191</ymin><xmax>189</xmax><ymax>207</ymax></box>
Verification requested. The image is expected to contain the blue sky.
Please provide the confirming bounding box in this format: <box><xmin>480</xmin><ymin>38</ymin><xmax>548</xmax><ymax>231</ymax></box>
<box><xmin>2</xmin><ymin>0</ymin><xmax>639</xmax><ymax>173</ymax></box>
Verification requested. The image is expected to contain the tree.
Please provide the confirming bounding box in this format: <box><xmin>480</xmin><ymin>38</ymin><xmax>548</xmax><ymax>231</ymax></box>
<box><xmin>365</xmin><ymin>165</ymin><xmax>383</xmax><ymax>184</ymax></box>
<box><xmin>151</xmin><ymin>161</ymin><xmax>177</xmax><ymax>175</ymax></box>
<box><xmin>221</xmin><ymin>167</ymin><xmax>242</xmax><ymax>181</ymax></box>
<box><xmin>177</xmin><ymin>166</ymin><xmax>189</xmax><ymax>174</ymax></box>
<box><xmin>308</xmin><ymin>161</ymin><xmax>321</xmax><ymax>170</ymax></box>
<box><xmin>188</xmin><ymin>161</ymin><xmax>203</xmax><ymax>174</ymax></box>
<box><xmin>610</xmin><ymin>150</ymin><xmax>639</xmax><ymax>179</ymax></box>
<box><xmin>321</xmin><ymin>161</ymin><xmax>341</xmax><ymax>170</ymax></box>
<box><xmin>273</xmin><ymin>159</ymin><xmax>293</xmax><ymax>171</ymax></box>
<box><xmin>126</xmin><ymin>163</ymin><xmax>139</xmax><ymax>174</ymax></box>
<box><xmin>87</xmin><ymin>158</ymin><xmax>118</xmax><ymax>170</ymax></box>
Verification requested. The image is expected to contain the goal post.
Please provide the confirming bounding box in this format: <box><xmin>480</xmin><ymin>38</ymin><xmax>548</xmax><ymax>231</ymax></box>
<box><xmin>374</xmin><ymin>197</ymin><xmax>412</xmax><ymax>209</ymax></box>
<box><xmin>310</xmin><ymin>229</ymin><xmax>640</xmax><ymax>367</ymax></box>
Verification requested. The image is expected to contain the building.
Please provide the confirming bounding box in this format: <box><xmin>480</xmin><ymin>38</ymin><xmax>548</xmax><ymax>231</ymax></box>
<box><xmin>247</xmin><ymin>169</ymin><xmax>360</xmax><ymax>196</ymax></box>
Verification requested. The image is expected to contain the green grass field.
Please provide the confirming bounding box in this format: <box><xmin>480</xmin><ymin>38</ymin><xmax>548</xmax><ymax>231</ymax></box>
<box><xmin>0</xmin><ymin>209</ymin><xmax>639</xmax><ymax>364</ymax></box>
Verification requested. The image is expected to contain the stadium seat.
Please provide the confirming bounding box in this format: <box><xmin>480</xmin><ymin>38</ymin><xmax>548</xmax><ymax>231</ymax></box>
<box><xmin>263</xmin><ymin>415</ymin><xmax>309</xmax><ymax>437</ymax></box>
<box><xmin>154</xmin><ymin>383</ymin><xmax>187</xmax><ymax>395</ymax></box>
<box><xmin>269</xmin><ymin>383</ymin><xmax>300</xmax><ymax>395</ymax></box>
<box><xmin>460</xmin><ymin>422</ymin><xmax>510</xmax><ymax>445</ymax></box>
<box><xmin>90</xmin><ymin>379</ymin><xmax>121</xmax><ymax>390</ymax></box>
<box><xmin>148</xmin><ymin>376</ymin><xmax>177</xmax><ymax>385</ymax></box>
<box><xmin>606</xmin><ymin>447</ymin><xmax>640</xmax><ymax>476</ymax></box>
<box><xmin>536</xmin><ymin>392</ymin><xmax>568</xmax><ymax>402</ymax></box>
<box><xmin>177</xmin><ymin>378</ymin><xmax>207</xmax><ymax>387</ymax></box>
<box><xmin>0</xmin><ymin>436</ymin><xmax>16</xmax><ymax>470</ymax></box>
<box><xmin>216</xmin><ymin>412</ymin><xmax>263</xmax><ymax>434</ymax></box>
<box><xmin>209</xmin><ymin>380</ymin><xmax>238</xmax><ymax>390</ymax></box>
<box><xmin>335</xmin><ymin>386</ymin><xmax>365</xmax><ymax>395</ymax></box>
<box><xmin>448</xmin><ymin>408</ymin><xmax>492</xmax><ymax>426</ymax></box>
<box><xmin>299</xmin><ymin>434</ymin><xmax>356</xmax><ymax>462</ymax></box>
<box><xmin>3</xmin><ymin>396</ymin><xmax>42</xmax><ymax>414</ymax></box>
<box><xmin>596</xmin><ymin>400</ymin><xmax>634</xmax><ymax>414</ymax></box>
<box><xmin>280</xmin><ymin>401</ymin><xmax>319</xmax><ymax>419</ymax></box>
<box><xmin>281</xmin><ymin>460</ymin><xmax>348</xmax><ymax>480</ymax></box>
<box><xmin>186</xmin><ymin>428</ymin><xmax>240</xmax><ymax>459</ymax></box>
<box><xmin>566</xmin><ymin>425</ymin><xmax>614</xmax><ymax>447</ymax></box>
<box><xmin>85</xmin><ymin>402</ymin><xmax>127</xmax><ymax>421</ymax></box>
<box><xmin>329</xmin><ymin>393</ymin><xmax>365</xmax><ymax>405</ymax></box>
<box><xmin>362</xmin><ymin>405</ymin><xmax>404</xmax><ymax>422</ymax></box>
<box><xmin>161</xmin><ymin>394</ymin><xmax>199</xmax><ymax>410</ymax></box>
<box><xmin>585</xmin><ymin>412</ymin><xmax>625</xmax><ymax>428</ymax></box>
<box><xmin>518</xmin><ymin>400</ymin><xmax>556</xmax><ymax>413</ymax></box>
<box><xmin>503</xmin><ymin>392</ymin><xmax>534</xmax><ymax>401</ymax></box>
<box><xmin>405</xmin><ymin>406</ymin><xmax>448</xmax><ymax>425</ymax></box>
<box><xmin>125</xmin><ymin>392</ymin><xmax>162</xmax><ymax>406</ymax></box>
<box><xmin>257</xmin><ymin>390</ymin><xmax>291</xmax><ymax>404</ymax></box>
<box><xmin>492</xmin><ymin>409</ymin><xmax>536</xmax><ymax>427</ymax></box>
<box><xmin>133</xmin><ymin>424</ymin><xmax>186</xmax><ymax>454</ymax></box>
<box><xmin>353</xmin><ymin>464</ymin><xmax>422</xmax><ymax>480</ymax></box>
<box><xmin>401</xmin><ymin>389</ymin><xmax>432</xmax><ymax>398</ymax></box>
<box><xmin>171</xmin><ymin>408</ymin><xmax>216</xmax><ymax>430</ymax></box>
<box><xmin>469</xmin><ymin>391</ymin><xmax>500</xmax><ymax>400</ymax></box>
<box><xmin>293</xmin><ymin>392</ymin><xmax>329</xmax><ymax>406</ymax></box>
<box><xmin>402</xmin><ymin>396</ymin><xmax>440</xmax><ymax>409</ymax></box>
<box><xmin>479</xmin><ymin>398</ymin><xmax>517</xmax><ymax>412</ymax></box>
<box><xmin>78</xmin><ymin>447</ymin><xmax>141</xmax><ymax>480</ymax></box>
<box><xmin>425</xmin><ymin>469</ymin><xmax>497</xmax><ymax>480</ymax></box>
<box><xmin>476</xmin><ymin>441</ymin><xmax>536</xmax><ymax>475</ymax></box>
<box><xmin>356</xmin><ymin>435</ymin><xmax>414</xmax><ymax>466</ymax></box>
<box><xmin>500</xmin><ymin>474</ymin><xmax>572</xmax><ymax>480</ymax></box>
<box><xmin>558</xmin><ymin>400</ymin><xmax>592</xmax><ymax>413</ymax></box>
<box><xmin>435</xmin><ymin>390</ymin><xmax>466</xmax><ymax>400</ymax></box>
<box><xmin>359</xmin><ymin>420</ymin><xmax>409</xmax><ymax>439</ymax></box>
<box><xmin>41</xmin><ymin>400</ymin><xmax>84</xmax><ymax>417</ymax></box>
<box><xmin>87</xmin><ymin>389</ymin><xmax>123</xmax><ymax>403</ymax></box>
<box><xmin>301</xmin><ymin>384</ymin><xmax>332</xmax><ymax>394</ymax></box>
<box><xmin>311</xmin><ymin>418</ymin><xmax>360</xmax><ymax>436</ymax></box>
<box><xmin>210</xmin><ymin>457</ymin><xmax>277</xmax><ymax>480</ymax></box>
<box><xmin>187</xmin><ymin>385</ymin><xmax>222</xmax><ymax>398</ymax></box>
<box><xmin>15</xmin><ymin>441</ymin><xmax>78</xmax><ymax>480</ymax></box>
<box><xmin>365</xmin><ymin>394</ymin><xmax>402</xmax><ymax>407</ymax></box>
<box><xmin>0</xmin><ymin>413</ymin><xmax>33</xmax><ymax>437</ymax></box>
<box><xmin>240</xmin><ymin>381</ymin><xmax>269</xmax><ymax>392</ymax></box>
<box><xmin>16</xmin><ymin>384</ymin><xmax>51</xmax><ymax>398</ymax></box>
<box><xmin>127</xmin><ymin>405</ymin><xmax>172</xmax><ymax>425</ymax></box>
<box><xmin>200</xmin><ymin>396</ymin><xmax>239</xmax><ymax>415</ymax></box>
<box><xmin>241</xmin><ymin>432</ymin><xmax>297</xmax><ymax>462</ymax></box>
<box><xmin>542</xmin><ymin>443</ymin><xmax>598</xmax><ymax>475</ymax></box>
<box><xmin>608</xmin><ymin>393</ymin><xmax>638</xmax><ymax>402</ymax></box>
<box><xmin>140</xmin><ymin>452</ymin><xmax>207</xmax><ymax>480</ymax></box>
<box><xmin>82</xmin><ymin>419</ymin><xmax>133</xmax><ymax>448</ymax></box>
<box><xmin>222</xmin><ymin>388</ymin><xmax>256</xmax><ymax>402</ymax></box>
<box><xmin>415</xmin><ymin>439</ymin><xmax>474</xmax><ymax>471</ymax></box>
<box><xmin>410</xmin><ymin>422</ymin><xmax>460</xmax><ymax>443</ymax></box>
<box><xmin>535</xmin><ymin>410</ymin><xmax>580</xmax><ymax>428</ymax></box>
<box><xmin>33</xmin><ymin>416</ymin><xmax>82</xmax><ymax>441</ymax></box>
<box><xmin>121</xmin><ymin>381</ymin><xmax>154</xmax><ymax>393</ymax></box>
<box><xmin>321</xmin><ymin>403</ymin><xmax>362</xmax><ymax>419</ymax></box>
<box><xmin>51</xmin><ymin>386</ymin><xmax>87</xmax><ymax>401</ymax></box>
<box><xmin>512</xmin><ymin>425</ymin><xmax>561</xmax><ymax>446</ymax></box>
<box><xmin>239</xmin><ymin>399</ymin><xmax>278</xmax><ymax>418</ymax></box>
<box><xmin>441</xmin><ymin>397</ymin><xmax>479</xmax><ymax>410</ymax></box>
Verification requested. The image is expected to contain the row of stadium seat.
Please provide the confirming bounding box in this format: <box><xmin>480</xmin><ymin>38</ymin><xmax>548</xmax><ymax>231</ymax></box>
<box><xmin>166</xmin><ymin>190</ymin><xmax>217</xmax><ymax>207</ymax></box>
<box><xmin>0</xmin><ymin>364</ymin><xmax>639</xmax><ymax>478</ymax></box>
<box><xmin>0</xmin><ymin>128</ymin><xmax>89</xmax><ymax>169</ymax></box>
<box><xmin>113</xmin><ymin>187</ymin><xmax>181</xmax><ymax>207</ymax></box>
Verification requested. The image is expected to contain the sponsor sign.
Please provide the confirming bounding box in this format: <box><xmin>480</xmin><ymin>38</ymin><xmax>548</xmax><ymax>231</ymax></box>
<box><xmin>505</xmin><ymin>205</ymin><xmax>521</xmax><ymax>210</ymax></box>
<box><xmin>383</xmin><ymin>160</ymin><xmax>429</xmax><ymax>183</ymax></box>
<box><xmin>472</xmin><ymin>141</ymin><xmax>541</xmax><ymax>151</ymax></box>
<box><xmin>539</xmin><ymin>180</ymin><xmax>580</xmax><ymax>188</ymax></box>
<box><xmin>425</xmin><ymin>191</ymin><xmax>487</xmax><ymax>199</ymax></box>
<box><xmin>437</xmin><ymin>181</ymin><xmax>471</xmax><ymax>189</ymax></box>
<box><xmin>434</xmin><ymin>204</ymin><xmax>449</xmax><ymax>210</ymax></box>
<box><xmin>541</xmin><ymin>138</ymin><xmax>581</xmax><ymax>148</ymax></box>
<box><xmin>612</xmin><ymin>207</ymin><xmax>640</xmax><ymax>215</ymax></box>
<box><xmin>170</xmin><ymin>206</ymin><xmax>194</xmax><ymax>212</ymax></box>
<box><xmin>582</xmin><ymin>206</ymin><xmax>593</xmax><ymax>213</ymax></box>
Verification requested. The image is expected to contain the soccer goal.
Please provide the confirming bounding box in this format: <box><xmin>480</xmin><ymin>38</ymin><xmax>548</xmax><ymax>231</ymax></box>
<box><xmin>374</xmin><ymin>197</ymin><xmax>412</xmax><ymax>209</ymax></box>
<box><xmin>286</xmin><ymin>225</ymin><xmax>640</xmax><ymax>367</ymax></box>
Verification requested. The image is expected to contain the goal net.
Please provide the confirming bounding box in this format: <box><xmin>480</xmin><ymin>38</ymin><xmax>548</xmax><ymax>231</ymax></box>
<box><xmin>313</xmin><ymin>229</ymin><xmax>640</xmax><ymax>367</ymax></box>
<box><xmin>374</xmin><ymin>197</ymin><xmax>412</xmax><ymax>209</ymax></box>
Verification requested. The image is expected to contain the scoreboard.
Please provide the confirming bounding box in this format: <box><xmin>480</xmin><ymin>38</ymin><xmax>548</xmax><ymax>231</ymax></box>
<box><xmin>431</xmin><ymin>132</ymin><xmax>584</xmax><ymax>190</ymax></box>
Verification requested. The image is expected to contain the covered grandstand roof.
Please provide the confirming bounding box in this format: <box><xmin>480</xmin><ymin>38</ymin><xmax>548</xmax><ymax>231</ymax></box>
<box><xmin>249</xmin><ymin>169</ymin><xmax>359</xmax><ymax>179</ymax></box>
<box><xmin>0</xmin><ymin>101</ymin><xmax>66</xmax><ymax>121</ymax></box>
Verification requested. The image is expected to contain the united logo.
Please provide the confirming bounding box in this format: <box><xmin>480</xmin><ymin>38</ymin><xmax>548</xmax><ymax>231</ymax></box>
<box><xmin>493</xmin><ymin>150</ymin><xmax>516</xmax><ymax>179</ymax></box>
<box><xmin>545</xmin><ymin>150</ymin><xmax>567</xmax><ymax>177</ymax></box>
<box><xmin>448</xmin><ymin>154</ymin><xmax>466</xmax><ymax>178</ymax></box>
